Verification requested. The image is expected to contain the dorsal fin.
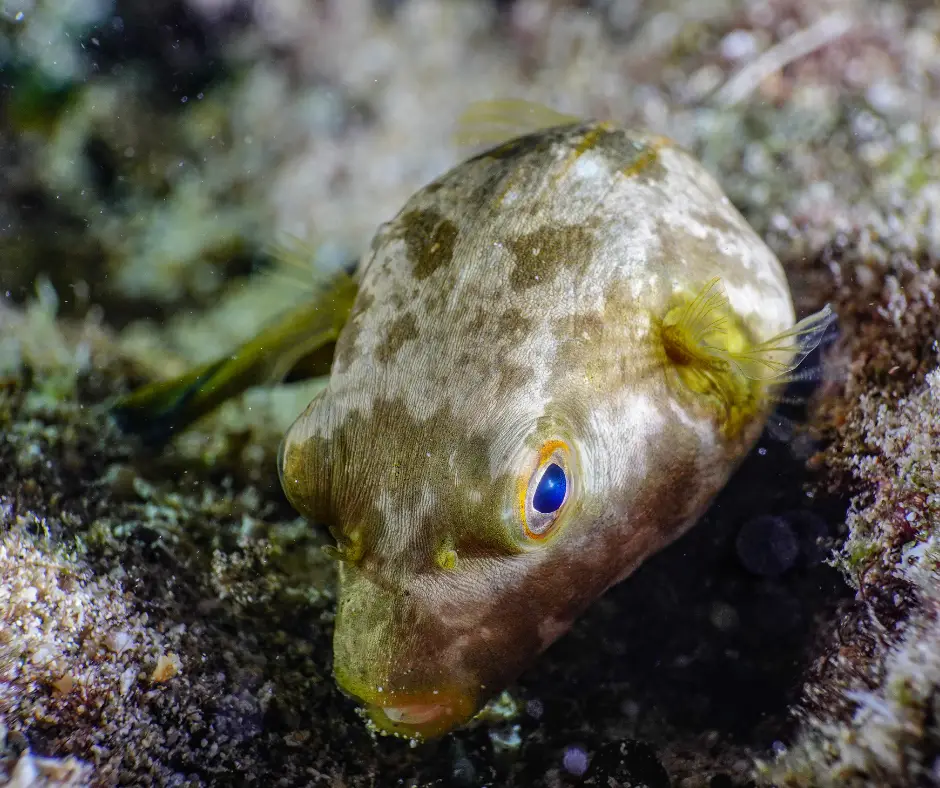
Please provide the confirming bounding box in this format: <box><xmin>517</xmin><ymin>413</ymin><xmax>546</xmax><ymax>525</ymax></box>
<box><xmin>453</xmin><ymin>99</ymin><xmax>581</xmax><ymax>149</ymax></box>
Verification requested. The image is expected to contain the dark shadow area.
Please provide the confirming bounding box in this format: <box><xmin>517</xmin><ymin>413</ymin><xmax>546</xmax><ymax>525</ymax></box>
<box><xmin>357</xmin><ymin>427</ymin><xmax>850</xmax><ymax>787</ymax></box>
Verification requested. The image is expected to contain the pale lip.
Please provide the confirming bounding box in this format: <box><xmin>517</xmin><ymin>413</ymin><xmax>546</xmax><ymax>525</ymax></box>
<box><xmin>352</xmin><ymin>688</ymin><xmax>479</xmax><ymax>737</ymax></box>
<box><xmin>334</xmin><ymin>665</ymin><xmax>478</xmax><ymax>737</ymax></box>
<box><xmin>378</xmin><ymin>703</ymin><xmax>450</xmax><ymax>725</ymax></box>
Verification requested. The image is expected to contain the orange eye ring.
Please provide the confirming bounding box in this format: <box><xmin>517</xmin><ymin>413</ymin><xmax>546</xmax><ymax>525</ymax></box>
<box><xmin>518</xmin><ymin>439</ymin><xmax>571</xmax><ymax>541</ymax></box>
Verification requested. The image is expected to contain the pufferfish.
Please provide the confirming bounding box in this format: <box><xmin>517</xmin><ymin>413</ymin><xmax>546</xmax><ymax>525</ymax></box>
<box><xmin>113</xmin><ymin>100</ymin><xmax>833</xmax><ymax>740</ymax></box>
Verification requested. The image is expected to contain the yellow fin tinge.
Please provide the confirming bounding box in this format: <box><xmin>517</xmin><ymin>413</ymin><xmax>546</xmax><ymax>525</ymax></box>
<box><xmin>666</xmin><ymin>276</ymin><xmax>835</xmax><ymax>382</ymax></box>
<box><xmin>661</xmin><ymin>276</ymin><xmax>730</xmax><ymax>369</ymax></box>
<box><xmin>661</xmin><ymin>276</ymin><xmax>836</xmax><ymax>437</ymax></box>
<box><xmin>680</xmin><ymin>276</ymin><xmax>729</xmax><ymax>342</ymax></box>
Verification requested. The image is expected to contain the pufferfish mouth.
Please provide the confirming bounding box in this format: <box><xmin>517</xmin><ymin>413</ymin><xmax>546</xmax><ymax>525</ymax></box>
<box><xmin>336</xmin><ymin>674</ymin><xmax>479</xmax><ymax>739</ymax></box>
<box><xmin>364</xmin><ymin>692</ymin><xmax>477</xmax><ymax>739</ymax></box>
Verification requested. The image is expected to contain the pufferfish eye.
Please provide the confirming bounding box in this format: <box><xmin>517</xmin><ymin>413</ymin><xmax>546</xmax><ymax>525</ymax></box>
<box><xmin>521</xmin><ymin>441</ymin><xmax>571</xmax><ymax>540</ymax></box>
<box><xmin>533</xmin><ymin>464</ymin><xmax>566</xmax><ymax>513</ymax></box>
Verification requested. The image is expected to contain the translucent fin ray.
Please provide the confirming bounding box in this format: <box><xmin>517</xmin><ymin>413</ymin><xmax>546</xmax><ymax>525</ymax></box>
<box><xmin>712</xmin><ymin>304</ymin><xmax>835</xmax><ymax>381</ymax></box>
<box><xmin>262</xmin><ymin>235</ymin><xmax>356</xmax><ymax>289</ymax></box>
<box><xmin>266</xmin><ymin>236</ymin><xmax>328</xmax><ymax>279</ymax></box>
<box><xmin>453</xmin><ymin>99</ymin><xmax>581</xmax><ymax>149</ymax></box>
<box><xmin>773</xmin><ymin>365</ymin><xmax>824</xmax><ymax>385</ymax></box>
<box><xmin>677</xmin><ymin>276</ymin><xmax>729</xmax><ymax>346</ymax></box>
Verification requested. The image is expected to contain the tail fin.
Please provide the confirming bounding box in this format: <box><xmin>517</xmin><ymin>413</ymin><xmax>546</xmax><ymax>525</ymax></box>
<box><xmin>111</xmin><ymin>272</ymin><xmax>358</xmax><ymax>446</ymax></box>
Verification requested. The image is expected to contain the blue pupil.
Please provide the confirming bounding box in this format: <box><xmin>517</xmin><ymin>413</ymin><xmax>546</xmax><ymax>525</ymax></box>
<box><xmin>533</xmin><ymin>463</ymin><xmax>567</xmax><ymax>514</ymax></box>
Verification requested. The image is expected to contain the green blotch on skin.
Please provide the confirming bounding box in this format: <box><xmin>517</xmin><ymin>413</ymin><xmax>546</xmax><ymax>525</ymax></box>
<box><xmin>581</xmin><ymin>130</ymin><xmax>665</xmax><ymax>184</ymax></box>
<box><xmin>398</xmin><ymin>209</ymin><xmax>459</xmax><ymax>281</ymax></box>
<box><xmin>469</xmin><ymin>130</ymin><xmax>558</xmax><ymax>163</ymax></box>
<box><xmin>436</xmin><ymin>548</ymin><xmax>458</xmax><ymax>571</ymax></box>
<box><xmin>456</xmin><ymin>308</ymin><xmax>534</xmax><ymax>396</ymax></box>
<box><xmin>376</xmin><ymin>311</ymin><xmax>419</xmax><ymax>364</ymax></box>
<box><xmin>496</xmin><ymin>308</ymin><xmax>535</xmax><ymax>341</ymax></box>
<box><xmin>553</xmin><ymin>311</ymin><xmax>612</xmax><ymax>390</ymax></box>
<box><xmin>496</xmin><ymin>363</ymin><xmax>530</xmax><ymax>397</ymax></box>
<box><xmin>619</xmin><ymin>143</ymin><xmax>662</xmax><ymax>180</ymax></box>
<box><xmin>466</xmin><ymin>307</ymin><xmax>488</xmax><ymax>334</ymax></box>
<box><xmin>548</xmin><ymin>282</ymin><xmax>646</xmax><ymax>401</ymax></box>
<box><xmin>507</xmin><ymin>224</ymin><xmax>595</xmax><ymax>292</ymax></box>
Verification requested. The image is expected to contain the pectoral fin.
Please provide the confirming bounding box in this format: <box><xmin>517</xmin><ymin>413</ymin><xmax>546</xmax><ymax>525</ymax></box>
<box><xmin>659</xmin><ymin>276</ymin><xmax>835</xmax><ymax>437</ymax></box>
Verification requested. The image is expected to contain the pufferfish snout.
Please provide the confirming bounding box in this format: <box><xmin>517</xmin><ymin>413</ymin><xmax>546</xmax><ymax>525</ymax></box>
<box><xmin>330</xmin><ymin>556</ymin><xmax>536</xmax><ymax>738</ymax></box>
<box><xmin>301</xmin><ymin>507</ymin><xmax>634</xmax><ymax>740</ymax></box>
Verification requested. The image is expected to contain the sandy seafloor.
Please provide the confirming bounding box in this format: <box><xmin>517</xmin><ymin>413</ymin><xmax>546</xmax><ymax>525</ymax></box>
<box><xmin>1</xmin><ymin>0</ymin><xmax>940</xmax><ymax>785</ymax></box>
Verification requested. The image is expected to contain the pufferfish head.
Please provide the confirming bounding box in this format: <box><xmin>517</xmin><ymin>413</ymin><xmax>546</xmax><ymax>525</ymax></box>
<box><xmin>277</xmin><ymin>317</ymin><xmax>733</xmax><ymax>739</ymax></box>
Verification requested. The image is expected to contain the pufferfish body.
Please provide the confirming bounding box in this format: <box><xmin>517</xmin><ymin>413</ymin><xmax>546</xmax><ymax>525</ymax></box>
<box><xmin>113</xmin><ymin>102</ymin><xmax>832</xmax><ymax>740</ymax></box>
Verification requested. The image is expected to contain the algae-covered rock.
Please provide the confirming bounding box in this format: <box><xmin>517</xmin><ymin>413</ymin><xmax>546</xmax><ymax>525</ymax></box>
<box><xmin>762</xmin><ymin>369</ymin><xmax>940</xmax><ymax>787</ymax></box>
<box><xmin>2</xmin><ymin>0</ymin><xmax>940</xmax><ymax>786</ymax></box>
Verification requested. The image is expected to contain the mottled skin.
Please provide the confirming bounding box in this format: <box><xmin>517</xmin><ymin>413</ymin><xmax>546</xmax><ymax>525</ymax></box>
<box><xmin>278</xmin><ymin>122</ymin><xmax>797</xmax><ymax>738</ymax></box>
